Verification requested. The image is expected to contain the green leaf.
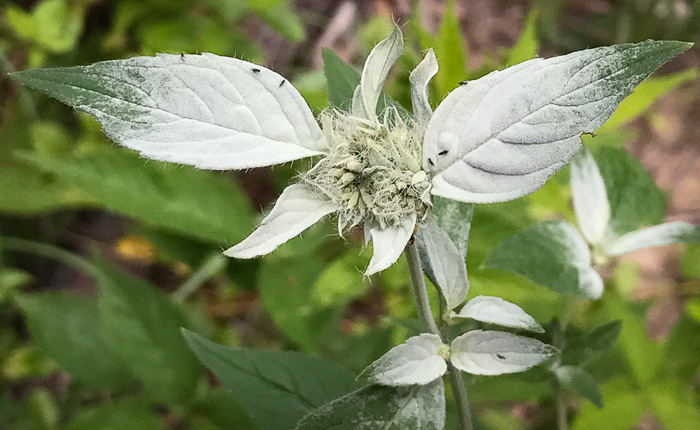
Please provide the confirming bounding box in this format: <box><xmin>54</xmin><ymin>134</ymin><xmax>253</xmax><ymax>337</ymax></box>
<box><xmin>0</xmin><ymin>268</ymin><xmax>32</xmax><ymax>303</ymax></box>
<box><xmin>553</xmin><ymin>365</ymin><xmax>603</xmax><ymax>408</ymax></box>
<box><xmin>593</xmin><ymin>146</ymin><xmax>665</xmax><ymax>236</ymax></box>
<box><xmin>482</xmin><ymin>221</ymin><xmax>603</xmax><ymax>298</ymax></box>
<box><xmin>562</xmin><ymin>320</ymin><xmax>621</xmax><ymax>367</ymax></box>
<box><xmin>645</xmin><ymin>379</ymin><xmax>700</xmax><ymax>430</ymax></box>
<box><xmin>572</xmin><ymin>377</ymin><xmax>645</xmax><ymax>430</ymax></box>
<box><xmin>295</xmin><ymin>379</ymin><xmax>445</xmax><ymax>430</ymax></box>
<box><xmin>15</xmin><ymin>292</ymin><xmax>133</xmax><ymax>391</ymax></box>
<box><xmin>433</xmin><ymin>0</ymin><xmax>467</xmax><ymax>96</ymax></box>
<box><xmin>601</xmin><ymin>68</ymin><xmax>697</xmax><ymax>130</ymax></box>
<box><xmin>5</xmin><ymin>0</ymin><xmax>83</xmax><ymax>54</ymax></box>
<box><xmin>247</xmin><ymin>0</ymin><xmax>305</xmax><ymax>42</ymax></box>
<box><xmin>95</xmin><ymin>258</ymin><xmax>199</xmax><ymax>405</ymax></box>
<box><xmin>23</xmin><ymin>150</ymin><xmax>254</xmax><ymax>245</ymax></box>
<box><xmin>430</xmin><ymin>196</ymin><xmax>473</xmax><ymax>258</ymax></box>
<box><xmin>193</xmin><ymin>388</ymin><xmax>259</xmax><ymax>430</ymax></box>
<box><xmin>64</xmin><ymin>399</ymin><xmax>163</xmax><ymax>430</ymax></box>
<box><xmin>183</xmin><ymin>330</ymin><xmax>357</xmax><ymax>430</ymax></box>
<box><xmin>507</xmin><ymin>8</ymin><xmax>539</xmax><ymax>65</ymax></box>
<box><xmin>322</xmin><ymin>47</ymin><xmax>360</xmax><ymax>109</ymax></box>
<box><xmin>258</xmin><ymin>257</ymin><xmax>339</xmax><ymax>352</ymax></box>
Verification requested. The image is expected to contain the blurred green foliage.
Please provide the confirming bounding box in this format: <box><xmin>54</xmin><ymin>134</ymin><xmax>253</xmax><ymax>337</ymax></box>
<box><xmin>0</xmin><ymin>0</ymin><xmax>698</xmax><ymax>429</ymax></box>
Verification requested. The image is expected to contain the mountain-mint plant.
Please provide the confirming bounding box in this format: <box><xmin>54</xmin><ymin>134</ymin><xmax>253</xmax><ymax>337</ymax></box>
<box><xmin>11</xmin><ymin>23</ymin><xmax>692</xmax><ymax>430</ymax></box>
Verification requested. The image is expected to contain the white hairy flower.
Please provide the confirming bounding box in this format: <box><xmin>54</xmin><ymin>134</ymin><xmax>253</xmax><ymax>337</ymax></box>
<box><xmin>12</xmin><ymin>25</ymin><xmax>689</xmax><ymax>275</ymax></box>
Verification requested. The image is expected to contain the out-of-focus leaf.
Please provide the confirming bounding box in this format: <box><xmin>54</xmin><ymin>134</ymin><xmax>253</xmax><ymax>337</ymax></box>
<box><xmin>247</xmin><ymin>0</ymin><xmax>305</xmax><ymax>42</ymax></box>
<box><xmin>604</xmin><ymin>221</ymin><xmax>700</xmax><ymax>256</ymax></box>
<box><xmin>645</xmin><ymin>379</ymin><xmax>700</xmax><ymax>430</ymax></box>
<box><xmin>64</xmin><ymin>399</ymin><xmax>163</xmax><ymax>430</ymax></box>
<box><xmin>507</xmin><ymin>9</ymin><xmax>539</xmax><ymax>65</ymax></box>
<box><xmin>5</xmin><ymin>0</ymin><xmax>83</xmax><ymax>54</ymax></box>
<box><xmin>95</xmin><ymin>258</ymin><xmax>199</xmax><ymax>405</ymax></box>
<box><xmin>194</xmin><ymin>388</ymin><xmax>259</xmax><ymax>430</ymax></box>
<box><xmin>482</xmin><ymin>221</ymin><xmax>603</xmax><ymax>299</ymax></box>
<box><xmin>433</xmin><ymin>0</ymin><xmax>467</xmax><ymax>97</ymax></box>
<box><xmin>553</xmin><ymin>365</ymin><xmax>603</xmax><ymax>408</ymax></box>
<box><xmin>23</xmin><ymin>150</ymin><xmax>255</xmax><ymax>245</ymax></box>
<box><xmin>562</xmin><ymin>320</ymin><xmax>621</xmax><ymax>367</ymax></box>
<box><xmin>572</xmin><ymin>377</ymin><xmax>644</xmax><ymax>430</ymax></box>
<box><xmin>16</xmin><ymin>292</ymin><xmax>133</xmax><ymax>391</ymax></box>
<box><xmin>601</xmin><ymin>68</ymin><xmax>697</xmax><ymax>130</ymax></box>
<box><xmin>25</xmin><ymin>389</ymin><xmax>58</xmax><ymax>430</ymax></box>
<box><xmin>311</xmin><ymin>251</ymin><xmax>368</xmax><ymax>307</ymax></box>
<box><xmin>183</xmin><ymin>330</ymin><xmax>357</xmax><ymax>430</ymax></box>
<box><xmin>295</xmin><ymin>379</ymin><xmax>445</xmax><ymax>430</ymax></box>
<box><xmin>593</xmin><ymin>146</ymin><xmax>665</xmax><ymax>236</ymax></box>
<box><xmin>0</xmin><ymin>269</ymin><xmax>31</xmax><ymax>303</ymax></box>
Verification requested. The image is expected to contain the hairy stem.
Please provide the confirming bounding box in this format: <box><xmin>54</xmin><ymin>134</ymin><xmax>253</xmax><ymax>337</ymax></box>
<box><xmin>171</xmin><ymin>251</ymin><xmax>226</xmax><ymax>303</ymax></box>
<box><xmin>404</xmin><ymin>244</ymin><xmax>472</xmax><ymax>430</ymax></box>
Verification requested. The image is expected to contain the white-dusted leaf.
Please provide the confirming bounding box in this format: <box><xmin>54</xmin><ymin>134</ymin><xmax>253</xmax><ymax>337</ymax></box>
<box><xmin>358</xmin><ymin>333</ymin><xmax>447</xmax><ymax>386</ymax></box>
<box><xmin>365</xmin><ymin>215</ymin><xmax>416</xmax><ymax>276</ymax></box>
<box><xmin>409</xmin><ymin>48</ymin><xmax>438</xmax><ymax>124</ymax></box>
<box><xmin>12</xmin><ymin>54</ymin><xmax>327</xmax><ymax>170</ymax></box>
<box><xmin>424</xmin><ymin>40</ymin><xmax>692</xmax><ymax>203</ymax></box>
<box><xmin>416</xmin><ymin>217</ymin><xmax>468</xmax><ymax>310</ymax></box>
<box><xmin>570</xmin><ymin>146</ymin><xmax>610</xmax><ymax>245</ymax></box>
<box><xmin>352</xmin><ymin>24</ymin><xmax>403</xmax><ymax>121</ymax></box>
<box><xmin>450</xmin><ymin>330</ymin><xmax>557</xmax><ymax>375</ymax></box>
<box><xmin>453</xmin><ymin>296</ymin><xmax>544</xmax><ymax>333</ymax></box>
<box><xmin>483</xmin><ymin>220</ymin><xmax>604</xmax><ymax>299</ymax></box>
<box><xmin>604</xmin><ymin>221</ymin><xmax>700</xmax><ymax>256</ymax></box>
<box><xmin>225</xmin><ymin>184</ymin><xmax>337</xmax><ymax>259</ymax></box>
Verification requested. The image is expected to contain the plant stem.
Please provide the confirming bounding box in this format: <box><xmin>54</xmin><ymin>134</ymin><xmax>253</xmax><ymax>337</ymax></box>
<box><xmin>171</xmin><ymin>251</ymin><xmax>226</xmax><ymax>303</ymax></box>
<box><xmin>2</xmin><ymin>237</ymin><xmax>101</xmax><ymax>279</ymax></box>
<box><xmin>404</xmin><ymin>244</ymin><xmax>440</xmax><ymax>335</ymax></box>
<box><xmin>552</xmin><ymin>297</ymin><xmax>576</xmax><ymax>430</ymax></box>
<box><xmin>553</xmin><ymin>380</ymin><xmax>569</xmax><ymax>430</ymax></box>
<box><xmin>404</xmin><ymin>244</ymin><xmax>473</xmax><ymax>430</ymax></box>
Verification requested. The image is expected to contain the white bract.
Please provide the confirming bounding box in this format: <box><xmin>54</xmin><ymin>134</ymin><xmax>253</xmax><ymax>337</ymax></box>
<box><xmin>452</xmin><ymin>295</ymin><xmax>544</xmax><ymax>333</ymax></box>
<box><xmin>12</xmin><ymin>25</ymin><xmax>691</xmax><ymax>275</ymax></box>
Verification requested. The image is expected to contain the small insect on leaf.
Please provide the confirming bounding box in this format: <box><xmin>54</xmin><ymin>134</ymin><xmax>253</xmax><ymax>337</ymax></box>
<box><xmin>252</xmin><ymin>67</ymin><xmax>261</xmax><ymax>73</ymax></box>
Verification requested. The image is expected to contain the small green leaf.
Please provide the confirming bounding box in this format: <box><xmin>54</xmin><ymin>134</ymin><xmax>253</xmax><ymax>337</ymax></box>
<box><xmin>553</xmin><ymin>365</ymin><xmax>603</xmax><ymax>408</ymax></box>
<box><xmin>508</xmin><ymin>8</ymin><xmax>539</xmax><ymax>65</ymax></box>
<box><xmin>64</xmin><ymin>399</ymin><xmax>163</xmax><ymax>430</ymax></box>
<box><xmin>572</xmin><ymin>377</ymin><xmax>644</xmax><ymax>430</ymax></box>
<box><xmin>562</xmin><ymin>320</ymin><xmax>621</xmax><ymax>367</ymax></box>
<box><xmin>0</xmin><ymin>268</ymin><xmax>32</xmax><ymax>303</ymax></box>
<box><xmin>248</xmin><ymin>0</ymin><xmax>305</xmax><ymax>42</ymax></box>
<box><xmin>322</xmin><ymin>48</ymin><xmax>360</xmax><ymax>109</ymax></box>
<box><xmin>23</xmin><ymin>150</ymin><xmax>255</xmax><ymax>245</ymax></box>
<box><xmin>593</xmin><ymin>146</ymin><xmax>665</xmax><ymax>236</ymax></box>
<box><xmin>602</xmin><ymin>68</ymin><xmax>697</xmax><ymax>130</ymax></box>
<box><xmin>482</xmin><ymin>221</ymin><xmax>603</xmax><ymax>299</ymax></box>
<box><xmin>433</xmin><ymin>0</ymin><xmax>467</xmax><ymax>96</ymax></box>
<box><xmin>15</xmin><ymin>292</ymin><xmax>133</xmax><ymax>391</ymax></box>
<box><xmin>183</xmin><ymin>330</ymin><xmax>357</xmax><ymax>430</ymax></box>
<box><xmin>295</xmin><ymin>379</ymin><xmax>445</xmax><ymax>430</ymax></box>
<box><xmin>6</xmin><ymin>0</ymin><xmax>83</xmax><ymax>54</ymax></box>
<box><xmin>95</xmin><ymin>258</ymin><xmax>199</xmax><ymax>405</ymax></box>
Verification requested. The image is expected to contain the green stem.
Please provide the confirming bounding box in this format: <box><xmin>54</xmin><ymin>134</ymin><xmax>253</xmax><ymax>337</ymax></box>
<box><xmin>553</xmin><ymin>297</ymin><xmax>576</xmax><ymax>430</ymax></box>
<box><xmin>404</xmin><ymin>244</ymin><xmax>472</xmax><ymax>430</ymax></box>
<box><xmin>1</xmin><ymin>237</ymin><xmax>101</xmax><ymax>279</ymax></box>
<box><xmin>171</xmin><ymin>252</ymin><xmax>226</xmax><ymax>303</ymax></box>
<box><xmin>553</xmin><ymin>380</ymin><xmax>569</xmax><ymax>430</ymax></box>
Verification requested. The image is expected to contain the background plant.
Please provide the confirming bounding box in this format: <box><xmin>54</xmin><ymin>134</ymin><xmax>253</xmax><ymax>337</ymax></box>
<box><xmin>1</xmin><ymin>1</ymin><xmax>699</xmax><ymax>429</ymax></box>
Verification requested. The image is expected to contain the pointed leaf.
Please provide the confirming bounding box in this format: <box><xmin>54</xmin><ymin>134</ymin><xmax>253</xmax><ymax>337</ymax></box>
<box><xmin>225</xmin><ymin>184</ymin><xmax>337</xmax><ymax>259</ymax></box>
<box><xmin>570</xmin><ymin>146</ymin><xmax>610</xmax><ymax>245</ymax></box>
<box><xmin>508</xmin><ymin>8</ymin><xmax>539</xmax><ymax>65</ymax></box>
<box><xmin>450</xmin><ymin>330</ymin><xmax>557</xmax><ymax>375</ymax></box>
<box><xmin>183</xmin><ymin>330</ymin><xmax>357</xmax><ymax>430</ymax></box>
<box><xmin>12</xmin><ymin>53</ymin><xmax>326</xmax><ymax>169</ymax></box>
<box><xmin>433</xmin><ymin>0</ymin><xmax>467</xmax><ymax>97</ymax></box>
<box><xmin>562</xmin><ymin>320</ymin><xmax>622</xmax><ymax>367</ymax></box>
<box><xmin>430</xmin><ymin>196</ymin><xmax>473</xmax><ymax>257</ymax></box>
<box><xmin>322</xmin><ymin>48</ymin><xmax>361</xmax><ymax>110</ymax></box>
<box><xmin>358</xmin><ymin>333</ymin><xmax>447</xmax><ymax>386</ymax></box>
<box><xmin>22</xmin><ymin>150</ymin><xmax>255</xmax><ymax>245</ymax></box>
<box><xmin>454</xmin><ymin>295</ymin><xmax>544</xmax><ymax>333</ymax></box>
<box><xmin>366</xmin><ymin>215</ymin><xmax>416</xmax><ymax>275</ymax></box>
<box><xmin>416</xmin><ymin>217</ymin><xmax>468</xmax><ymax>310</ymax></box>
<box><xmin>483</xmin><ymin>220</ymin><xmax>603</xmax><ymax>299</ymax></box>
<box><xmin>424</xmin><ymin>40</ymin><xmax>692</xmax><ymax>203</ymax></box>
<box><xmin>295</xmin><ymin>379</ymin><xmax>445</xmax><ymax>430</ymax></box>
<box><xmin>352</xmin><ymin>24</ymin><xmax>403</xmax><ymax>121</ymax></box>
<box><xmin>604</xmin><ymin>221</ymin><xmax>700</xmax><ymax>256</ymax></box>
<box><xmin>409</xmin><ymin>48</ymin><xmax>438</xmax><ymax>124</ymax></box>
<box><xmin>553</xmin><ymin>365</ymin><xmax>603</xmax><ymax>408</ymax></box>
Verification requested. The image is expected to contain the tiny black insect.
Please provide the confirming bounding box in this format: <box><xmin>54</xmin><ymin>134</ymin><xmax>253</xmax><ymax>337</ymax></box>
<box><xmin>180</xmin><ymin>53</ymin><xmax>185</xmax><ymax>61</ymax></box>
<box><xmin>459</xmin><ymin>80</ymin><xmax>469</xmax><ymax>85</ymax></box>
<box><xmin>279</xmin><ymin>79</ymin><xmax>286</xmax><ymax>87</ymax></box>
<box><xmin>438</xmin><ymin>150</ymin><xmax>449</xmax><ymax>156</ymax></box>
<box><xmin>428</xmin><ymin>158</ymin><xmax>435</xmax><ymax>167</ymax></box>
<box><xmin>252</xmin><ymin>68</ymin><xmax>261</xmax><ymax>73</ymax></box>
<box><xmin>496</xmin><ymin>354</ymin><xmax>506</xmax><ymax>360</ymax></box>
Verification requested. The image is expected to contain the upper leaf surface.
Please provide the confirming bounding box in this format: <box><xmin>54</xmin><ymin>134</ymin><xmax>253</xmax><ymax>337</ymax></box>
<box><xmin>358</xmin><ymin>333</ymin><xmax>446</xmax><ymax>386</ymax></box>
<box><xmin>454</xmin><ymin>295</ymin><xmax>544</xmax><ymax>333</ymax></box>
<box><xmin>424</xmin><ymin>40</ymin><xmax>691</xmax><ymax>203</ymax></box>
<box><xmin>12</xmin><ymin>53</ymin><xmax>326</xmax><ymax>169</ymax></box>
<box><xmin>295</xmin><ymin>379</ymin><xmax>445</xmax><ymax>430</ymax></box>
<box><xmin>183</xmin><ymin>330</ymin><xmax>357</xmax><ymax>430</ymax></box>
<box><xmin>482</xmin><ymin>220</ymin><xmax>603</xmax><ymax>299</ymax></box>
<box><xmin>570</xmin><ymin>146</ymin><xmax>611</xmax><ymax>245</ymax></box>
